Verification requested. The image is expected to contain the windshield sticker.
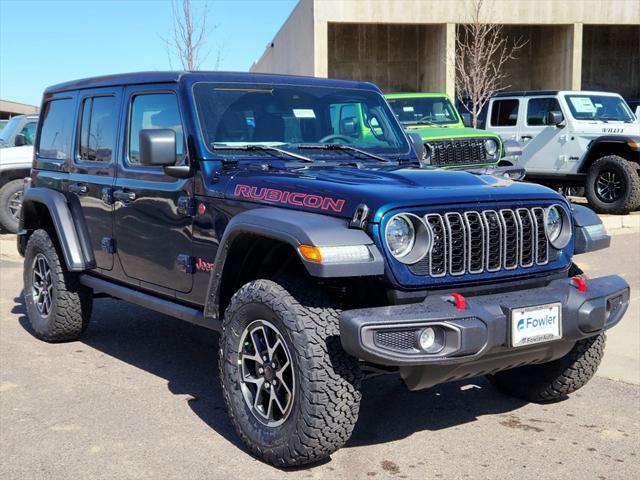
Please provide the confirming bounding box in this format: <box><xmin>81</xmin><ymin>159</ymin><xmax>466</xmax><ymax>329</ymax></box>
<box><xmin>402</xmin><ymin>106</ymin><xmax>414</xmax><ymax>112</ymax></box>
<box><xmin>293</xmin><ymin>109</ymin><xmax>316</xmax><ymax>119</ymax></box>
<box><xmin>569</xmin><ymin>97</ymin><xmax>596</xmax><ymax>113</ymax></box>
<box><xmin>234</xmin><ymin>184</ymin><xmax>345</xmax><ymax>213</ymax></box>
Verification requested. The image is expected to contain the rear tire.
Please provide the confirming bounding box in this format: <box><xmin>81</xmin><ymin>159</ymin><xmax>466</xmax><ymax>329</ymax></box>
<box><xmin>585</xmin><ymin>156</ymin><xmax>640</xmax><ymax>214</ymax></box>
<box><xmin>219</xmin><ymin>278</ymin><xmax>362</xmax><ymax>467</ymax></box>
<box><xmin>0</xmin><ymin>179</ymin><xmax>24</xmax><ymax>233</ymax></box>
<box><xmin>488</xmin><ymin>333</ymin><xmax>605</xmax><ymax>402</ymax></box>
<box><xmin>23</xmin><ymin>229</ymin><xmax>93</xmax><ymax>342</ymax></box>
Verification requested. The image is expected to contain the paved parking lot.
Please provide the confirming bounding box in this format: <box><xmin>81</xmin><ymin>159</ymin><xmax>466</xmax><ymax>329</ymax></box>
<box><xmin>1</xmin><ymin>232</ymin><xmax>638</xmax><ymax>480</ymax></box>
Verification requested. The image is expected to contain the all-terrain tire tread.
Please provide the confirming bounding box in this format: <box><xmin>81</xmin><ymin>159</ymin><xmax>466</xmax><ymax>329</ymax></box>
<box><xmin>219</xmin><ymin>278</ymin><xmax>361</xmax><ymax>467</ymax></box>
<box><xmin>23</xmin><ymin>229</ymin><xmax>92</xmax><ymax>342</ymax></box>
<box><xmin>585</xmin><ymin>156</ymin><xmax>640</xmax><ymax>214</ymax></box>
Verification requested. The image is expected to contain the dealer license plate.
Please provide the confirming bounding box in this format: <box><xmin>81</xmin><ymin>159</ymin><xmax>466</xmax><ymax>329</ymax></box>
<box><xmin>511</xmin><ymin>303</ymin><xmax>562</xmax><ymax>348</ymax></box>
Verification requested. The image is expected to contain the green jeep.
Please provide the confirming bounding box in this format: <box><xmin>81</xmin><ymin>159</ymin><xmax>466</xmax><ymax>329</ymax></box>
<box><xmin>386</xmin><ymin>92</ymin><xmax>509</xmax><ymax>169</ymax></box>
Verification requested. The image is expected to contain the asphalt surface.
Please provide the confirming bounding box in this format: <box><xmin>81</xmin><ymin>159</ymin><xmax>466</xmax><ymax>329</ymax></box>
<box><xmin>1</xmin><ymin>232</ymin><xmax>638</xmax><ymax>480</ymax></box>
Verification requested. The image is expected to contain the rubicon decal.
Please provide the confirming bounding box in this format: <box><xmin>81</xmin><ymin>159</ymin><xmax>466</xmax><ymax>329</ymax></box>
<box><xmin>233</xmin><ymin>184</ymin><xmax>345</xmax><ymax>213</ymax></box>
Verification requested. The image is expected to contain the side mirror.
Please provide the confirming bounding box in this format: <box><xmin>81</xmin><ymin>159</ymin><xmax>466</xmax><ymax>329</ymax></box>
<box><xmin>547</xmin><ymin>110</ymin><xmax>564</xmax><ymax>127</ymax></box>
<box><xmin>407</xmin><ymin>132</ymin><xmax>427</xmax><ymax>164</ymax></box>
<box><xmin>14</xmin><ymin>133</ymin><xmax>27</xmax><ymax>147</ymax></box>
<box><xmin>461</xmin><ymin>113</ymin><xmax>472</xmax><ymax>128</ymax></box>
<box><xmin>340</xmin><ymin>117</ymin><xmax>359</xmax><ymax>137</ymax></box>
<box><xmin>139</xmin><ymin>129</ymin><xmax>176</xmax><ymax>166</ymax></box>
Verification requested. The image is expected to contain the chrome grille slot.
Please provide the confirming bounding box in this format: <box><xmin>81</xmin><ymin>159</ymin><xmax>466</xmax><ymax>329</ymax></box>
<box><xmin>445</xmin><ymin>213</ymin><xmax>466</xmax><ymax>275</ymax></box>
<box><xmin>500</xmin><ymin>209</ymin><xmax>519</xmax><ymax>269</ymax></box>
<box><xmin>464</xmin><ymin>211</ymin><xmax>484</xmax><ymax>273</ymax></box>
<box><xmin>532</xmin><ymin>207</ymin><xmax>549</xmax><ymax>265</ymax></box>
<box><xmin>516</xmin><ymin>208</ymin><xmax>535</xmax><ymax>267</ymax></box>
<box><xmin>426</xmin><ymin>214</ymin><xmax>447</xmax><ymax>277</ymax></box>
<box><xmin>406</xmin><ymin>206</ymin><xmax>553</xmax><ymax>278</ymax></box>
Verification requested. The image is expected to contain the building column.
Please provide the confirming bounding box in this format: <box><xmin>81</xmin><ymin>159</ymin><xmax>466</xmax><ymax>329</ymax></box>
<box><xmin>314</xmin><ymin>20</ymin><xmax>329</xmax><ymax>78</ymax></box>
<box><xmin>571</xmin><ymin>23</ymin><xmax>583</xmax><ymax>91</ymax></box>
<box><xmin>445</xmin><ymin>23</ymin><xmax>456</xmax><ymax>99</ymax></box>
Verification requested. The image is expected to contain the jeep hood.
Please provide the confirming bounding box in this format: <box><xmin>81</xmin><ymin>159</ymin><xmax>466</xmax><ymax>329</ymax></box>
<box><xmin>222</xmin><ymin>165</ymin><xmax>561</xmax><ymax>222</ymax></box>
<box><xmin>403</xmin><ymin>124</ymin><xmax>498</xmax><ymax>141</ymax></box>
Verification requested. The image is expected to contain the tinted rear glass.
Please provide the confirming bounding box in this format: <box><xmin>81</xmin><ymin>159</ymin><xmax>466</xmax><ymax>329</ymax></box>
<box><xmin>39</xmin><ymin>98</ymin><xmax>75</xmax><ymax>160</ymax></box>
<box><xmin>490</xmin><ymin>99</ymin><xmax>519</xmax><ymax>126</ymax></box>
<box><xmin>78</xmin><ymin>96</ymin><xmax>118</xmax><ymax>162</ymax></box>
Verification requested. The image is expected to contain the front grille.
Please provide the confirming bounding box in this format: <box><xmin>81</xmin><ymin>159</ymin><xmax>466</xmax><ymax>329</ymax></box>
<box><xmin>426</xmin><ymin>138</ymin><xmax>492</xmax><ymax>167</ymax></box>
<box><xmin>409</xmin><ymin>207</ymin><xmax>549</xmax><ymax>277</ymax></box>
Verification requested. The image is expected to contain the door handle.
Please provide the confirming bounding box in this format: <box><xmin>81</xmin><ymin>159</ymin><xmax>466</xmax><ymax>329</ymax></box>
<box><xmin>113</xmin><ymin>190</ymin><xmax>136</xmax><ymax>202</ymax></box>
<box><xmin>68</xmin><ymin>183</ymin><xmax>88</xmax><ymax>195</ymax></box>
<box><xmin>521</xmin><ymin>135</ymin><xmax>533</xmax><ymax>141</ymax></box>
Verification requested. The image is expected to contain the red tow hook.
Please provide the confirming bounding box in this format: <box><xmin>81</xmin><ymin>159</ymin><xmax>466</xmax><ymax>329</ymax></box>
<box><xmin>448</xmin><ymin>292</ymin><xmax>467</xmax><ymax>310</ymax></box>
<box><xmin>571</xmin><ymin>276</ymin><xmax>587</xmax><ymax>293</ymax></box>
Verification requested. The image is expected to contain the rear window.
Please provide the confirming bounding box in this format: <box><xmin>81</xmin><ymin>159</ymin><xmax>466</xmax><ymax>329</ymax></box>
<box><xmin>78</xmin><ymin>96</ymin><xmax>118</xmax><ymax>162</ymax></box>
<box><xmin>38</xmin><ymin>98</ymin><xmax>75</xmax><ymax>160</ymax></box>
<box><xmin>490</xmin><ymin>99</ymin><xmax>519</xmax><ymax>127</ymax></box>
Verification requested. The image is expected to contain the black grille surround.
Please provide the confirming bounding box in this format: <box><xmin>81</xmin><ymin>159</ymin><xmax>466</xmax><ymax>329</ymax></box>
<box><xmin>425</xmin><ymin>137</ymin><xmax>496</xmax><ymax>167</ymax></box>
<box><xmin>408</xmin><ymin>206</ymin><xmax>555</xmax><ymax>278</ymax></box>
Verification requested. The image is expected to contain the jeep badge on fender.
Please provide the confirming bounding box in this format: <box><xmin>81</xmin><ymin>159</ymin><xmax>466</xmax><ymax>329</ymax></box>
<box><xmin>18</xmin><ymin>72</ymin><xmax>630</xmax><ymax>467</ymax></box>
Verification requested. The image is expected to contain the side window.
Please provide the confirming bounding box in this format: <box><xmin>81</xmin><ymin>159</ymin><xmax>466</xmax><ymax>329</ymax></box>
<box><xmin>38</xmin><ymin>98</ymin><xmax>75</xmax><ymax>160</ymax></box>
<box><xmin>128</xmin><ymin>93</ymin><xmax>183</xmax><ymax>166</ymax></box>
<box><xmin>78</xmin><ymin>96</ymin><xmax>118</xmax><ymax>162</ymax></box>
<box><xmin>490</xmin><ymin>99</ymin><xmax>519</xmax><ymax>127</ymax></box>
<box><xmin>526</xmin><ymin>98</ymin><xmax>561</xmax><ymax>126</ymax></box>
<box><xmin>20</xmin><ymin>122</ymin><xmax>37</xmax><ymax>145</ymax></box>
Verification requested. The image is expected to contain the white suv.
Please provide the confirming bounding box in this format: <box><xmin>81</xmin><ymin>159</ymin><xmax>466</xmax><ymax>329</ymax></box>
<box><xmin>486</xmin><ymin>91</ymin><xmax>640</xmax><ymax>214</ymax></box>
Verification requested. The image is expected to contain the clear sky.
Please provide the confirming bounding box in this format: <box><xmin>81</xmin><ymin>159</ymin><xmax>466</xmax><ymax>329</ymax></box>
<box><xmin>0</xmin><ymin>0</ymin><xmax>298</xmax><ymax>106</ymax></box>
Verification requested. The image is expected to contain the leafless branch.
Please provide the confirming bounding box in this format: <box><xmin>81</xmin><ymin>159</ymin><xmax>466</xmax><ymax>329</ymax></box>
<box><xmin>455</xmin><ymin>0</ymin><xmax>527</xmax><ymax>128</ymax></box>
<box><xmin>161</xmin><ymin>0</ymin><xmax>222</xmax><ymax>71</ymax></box>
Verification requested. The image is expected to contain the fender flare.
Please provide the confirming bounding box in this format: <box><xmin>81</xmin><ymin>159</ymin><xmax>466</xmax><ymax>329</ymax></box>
<box><xmin>19</xmin><ymin>187</ymin><xmax>95</xmax><ymax>271</ymax></box>
<box><xmin>581</xmin><ymin>135</ymin><xmax>640</xmax><ymax>172</ymax></box>
<box><xmin>203</xmin><ymin>207</ymin><xmax>384</xmax><ymax>320</ymax></box>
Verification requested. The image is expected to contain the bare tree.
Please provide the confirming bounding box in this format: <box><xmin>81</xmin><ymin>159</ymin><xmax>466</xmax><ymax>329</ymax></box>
<box><xmin>455</xmin><ymin>0</ymin><xmax>527</xmax><ymax>128</ymax></box>
<box><xmin>164</xmin><ymin>0</ymin><xmax>220</xmax><ymax>71</ymax></box>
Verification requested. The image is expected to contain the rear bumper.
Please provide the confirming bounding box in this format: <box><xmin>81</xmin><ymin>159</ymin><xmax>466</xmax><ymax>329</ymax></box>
<box><xmin>340</xmin><ymin>275</ymin><xmax>629</xmax><ymax>389</ymax></box>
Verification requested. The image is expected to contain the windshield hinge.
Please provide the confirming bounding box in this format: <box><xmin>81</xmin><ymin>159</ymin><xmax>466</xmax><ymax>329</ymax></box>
<box><xmin>349</xmin><ymin>203</ymin><xmax>370</xmax><ymax>230</ymax></box>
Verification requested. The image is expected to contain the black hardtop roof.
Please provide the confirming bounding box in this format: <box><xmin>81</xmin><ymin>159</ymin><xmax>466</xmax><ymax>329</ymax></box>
<box><xmin>44</xmin><ymin>71</ymin><xmax>381</xmax><ymax>95</ymax></box>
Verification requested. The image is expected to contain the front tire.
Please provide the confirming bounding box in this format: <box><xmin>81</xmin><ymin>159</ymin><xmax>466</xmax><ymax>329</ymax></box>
<box><xmin>0</xmin><ymin>179</ymin><xmax>24</xmax><ymax>233</ymax></box>
<box><xmin>23</xmin><ymin>229</ymin><xmax>93</xmax><ymax>342</ymax></box>
<box><xmin>488</xmin><ymin>333</ymin><xmax>605</xmax><ymax>402</ymax></box>
<box><xmin>219</xmin><ymin>278</ymin><xmax>362</xmax><ymax>467</ymax></box>
<box><xmin>585</xmin><ymin>156</ymin><xmax>640</xmax><ymax>214</ymax></box>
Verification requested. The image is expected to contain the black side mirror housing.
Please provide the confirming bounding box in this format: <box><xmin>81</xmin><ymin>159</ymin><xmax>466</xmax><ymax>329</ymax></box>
<box><xmin>461</xmin><ymin>113</ymin><xmax>472</xmax><ymax>128</ymax></box>
<box><xmin>407</xmin><ymin>132</ymin><xmax>427</xmax><ymax>165</ymax></box>
<box><xmin>139</xmin><ymin>129</ymin><xmax>177</xmax><ymax>166</ymax></box>
<box><xmin>547</xmin><ymin>110</ymin><xmax>564</xmax><ymax>127</ymax></box>
<box><xmin>340</xmin><ymin>117</ymin><xmax>359</xmax><ymax>137</ymax></box>
<box><xmin>14</xmin><ymin>133</ymin><xmax>27</xmax><ymax>147</ymax></box>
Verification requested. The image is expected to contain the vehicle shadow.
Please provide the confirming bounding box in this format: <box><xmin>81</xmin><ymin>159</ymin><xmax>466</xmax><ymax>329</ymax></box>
<box><xmin>15</xmin><ymin>295</ymin><xmax>528</xmax><ymax>456</ymax></box>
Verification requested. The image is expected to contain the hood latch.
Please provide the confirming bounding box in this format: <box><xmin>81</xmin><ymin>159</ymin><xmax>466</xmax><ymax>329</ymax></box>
<box><xmin>349</xmin><ymin>203</ymin><xmax>370</xmax><ymax>230</ymax></box>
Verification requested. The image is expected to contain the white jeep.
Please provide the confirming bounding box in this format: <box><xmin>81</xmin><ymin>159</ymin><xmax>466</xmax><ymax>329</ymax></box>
<box><xmin>486</xmin><ymin>91</ymin><xmax>640</xmax><ymax>214</ymax></box>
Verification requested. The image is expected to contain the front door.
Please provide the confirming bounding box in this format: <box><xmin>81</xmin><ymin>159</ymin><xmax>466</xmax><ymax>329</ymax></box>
<box><xmin>113</xmin><ymin>85</ymin><xmax>193</xmax><ymax>293</ymax></box>
<box><xmin>67</xmin><ymin>88</ymin><xmax>121</xmax><ymax>271</ymax></box>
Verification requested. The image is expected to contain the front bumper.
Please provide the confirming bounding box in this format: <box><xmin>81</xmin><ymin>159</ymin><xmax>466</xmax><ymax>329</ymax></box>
<box><xmin>340</xmin><ymin>275</ymin><xmax>629</xmax><ymax>390</ymax></box>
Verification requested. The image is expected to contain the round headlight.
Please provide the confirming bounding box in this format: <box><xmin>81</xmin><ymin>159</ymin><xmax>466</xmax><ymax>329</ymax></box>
<box><xmin>385</xmin><ymin>213</ymin><xmax>432</xmax><ymax>264</ymax></box>
<box><xmin>545</xmin><ymin>205</ymin><xmax>571</xmax><ymax>249</ymax></box>
<box><xmin>386</xmin><ymin>214</ymin><xmax>415</xmax><ymax>258</ymax></box>
<box><xmin>484</xmin><ymin>139</ymin><xmax>498</xmax><ymax>157</ymax></box>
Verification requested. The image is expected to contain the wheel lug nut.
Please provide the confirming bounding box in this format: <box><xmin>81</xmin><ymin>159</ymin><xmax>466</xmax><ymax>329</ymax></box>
<box><xmin>271</xmin><ymin>362</ymin><xmax>276</xmax><ymax>368</ymax></box>
<box><xmin>263</xmin><ymin>356</ymin><xmax>268</xmax><ymax>362</ymax></box>
<box><xmin>258</xmin><ymin>367</ymin><xmax>264</xmax><ymax>374</ymax></box>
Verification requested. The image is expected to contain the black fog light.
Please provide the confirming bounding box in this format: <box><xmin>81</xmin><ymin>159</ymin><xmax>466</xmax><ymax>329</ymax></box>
<box><xmin>416</xmin><ymin>326</ymin><xmax>445</xmax><ymax>353</ymax></box>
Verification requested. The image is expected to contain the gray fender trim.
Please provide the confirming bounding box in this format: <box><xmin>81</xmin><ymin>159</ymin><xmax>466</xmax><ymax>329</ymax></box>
<box><xmin>571</xmin><ymin>204</ymin><xmax>611</xmax><ymax>254</ymax></box>
<box><xmin>203</xmin><ymin>207</ymin><xmax>384</xmax><ymax>320</ymax></box>
<box><xmin>20</xmin><ymin>187</ymin><xmax>95</xmax><ymax>271</ymax></box>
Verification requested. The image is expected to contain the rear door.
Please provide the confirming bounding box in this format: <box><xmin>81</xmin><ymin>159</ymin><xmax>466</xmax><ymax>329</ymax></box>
<box><xmin>67</xmin><ymin>88</ymin><xmax>121</xmax><ymax>271</ymax></box>
<box><xmin>113</xmin><ymin>84</ymin><xmax>193</xmax><ymax>293</ymax></box>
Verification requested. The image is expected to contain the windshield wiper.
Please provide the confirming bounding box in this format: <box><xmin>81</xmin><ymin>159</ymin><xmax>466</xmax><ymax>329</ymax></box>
<box><xmin>296</xmin><ymin>143</ymin><xmax>390</xmax><ymax>162</ymax></box>
<box><xmin>212</xmin><ymin>144</ymin><xmax>314</xmax><ymax>162</ymax></box>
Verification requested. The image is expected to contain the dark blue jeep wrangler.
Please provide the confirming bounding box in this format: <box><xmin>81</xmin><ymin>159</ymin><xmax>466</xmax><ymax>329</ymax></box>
<box><xmin>18</xmin><ymin>72</ymin><xmax>629</xmax><ymax>467</ymax></box>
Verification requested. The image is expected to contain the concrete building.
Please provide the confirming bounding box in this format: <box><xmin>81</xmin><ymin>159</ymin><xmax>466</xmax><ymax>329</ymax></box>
<box><xmin>0</xmin><ymin>99</ymin><xmax>39</xmax><ymax>121</ymax></box>
<box><xmin>250</xmin><ymin>0</ymin><xmax>640</xmax><ymax>99</ymax></box>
